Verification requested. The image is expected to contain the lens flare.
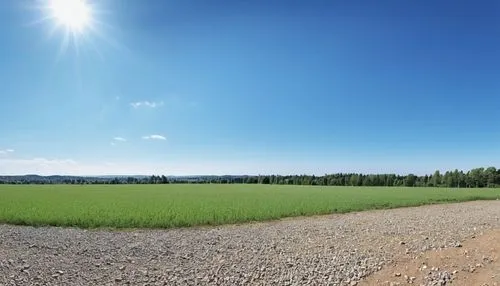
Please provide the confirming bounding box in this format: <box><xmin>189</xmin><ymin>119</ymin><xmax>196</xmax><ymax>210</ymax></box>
<box><xmin>28</xmin><ymin>0</ymin><xmax>123</xmax><ymax>60</ymax></box>
<box><xmin>49</xmin><ymin>0</ymin><xmax>91</xmax><ymax>32</ymax></box>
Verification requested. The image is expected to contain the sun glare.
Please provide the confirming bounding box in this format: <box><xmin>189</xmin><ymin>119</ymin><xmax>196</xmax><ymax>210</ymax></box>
<box><xmin>30</xmin><ymin>0</ymin><xmax>118</xmax><ymax>58</ymax></box>
<box><xmin>49</xmin><ymin>0</ymin><xmax>91</xmax><ymax>32</ymax></box>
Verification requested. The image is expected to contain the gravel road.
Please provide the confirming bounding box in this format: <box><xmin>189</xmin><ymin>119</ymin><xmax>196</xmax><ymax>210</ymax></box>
<box><xmin>1</xmin><ymin>201</ymin><xmax>499</xmax><ymax>286</ymax></box>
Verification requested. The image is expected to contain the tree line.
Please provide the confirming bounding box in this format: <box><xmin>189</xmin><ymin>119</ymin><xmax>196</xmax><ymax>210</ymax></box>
<box><xmin>1</xmin><ymin>167</ymin><xmax>500</xmax><ymax>187</ymax></box>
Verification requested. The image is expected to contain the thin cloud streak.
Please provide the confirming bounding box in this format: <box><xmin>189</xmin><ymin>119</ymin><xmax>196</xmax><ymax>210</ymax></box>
<box><xmin>142</xmin><ymin>135</ymin><xmax>166</xmax><ymax>140</ymax></box>
<box><xmin>130</xmin><ymin>101</ymin><xmax>164</xmax><ymax>108</ymax></box>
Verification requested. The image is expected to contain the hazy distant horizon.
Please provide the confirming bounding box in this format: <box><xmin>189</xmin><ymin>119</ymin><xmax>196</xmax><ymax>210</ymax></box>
<box><xmin>0</xmin><ymin>158</ymin><xmax>497</xmax><ymax>177</ymax></box>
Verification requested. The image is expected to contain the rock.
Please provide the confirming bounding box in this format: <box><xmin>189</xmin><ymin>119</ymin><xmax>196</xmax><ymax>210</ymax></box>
<box><xmin>0</xmin><ymin>201</ymin><xmax>498</xmax><ymax>286</ymax></box>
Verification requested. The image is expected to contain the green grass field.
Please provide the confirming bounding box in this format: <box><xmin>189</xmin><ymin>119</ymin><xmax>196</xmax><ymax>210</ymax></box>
<box><xmin>0</xmin><ymin>184</ymin><xmax>499</xmax><ymax>229</ymax></box>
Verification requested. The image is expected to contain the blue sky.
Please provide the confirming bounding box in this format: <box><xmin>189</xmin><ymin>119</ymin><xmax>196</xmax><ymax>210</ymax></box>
<box><xmin>0</xmin><ymin>0</ymin><xmax>499</xmax><ymax>175</ymax></box>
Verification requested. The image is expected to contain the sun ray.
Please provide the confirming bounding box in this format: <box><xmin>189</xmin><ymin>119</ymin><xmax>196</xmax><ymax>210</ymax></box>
<box><xmin>72</xmin><ymin>32</ymin><xmax>80</xmax><ymax>57</ymax></box>
<box><xmin>23</xmin><ymin>15</ymin><xmax>53</xmax><ymax>27</ymax></box>
<box><xmin>49</xmin><ymin>0</ymin><xmax>91</xmax><ymax>32</ymax></box>
<box><xmin>26</xmin><ymin>0</ymin><xmax>123</xmax><ymax>62</ymax></box>
<box><xmin>86</xmin><ymin>24</ymin><xmax>127</xmax><ymax>54</ymax></box>
<box><xmin>83</xmin><ymin>35</ymin><xmax>105</xmax><ymax>61</ymax></box>
<box><xmin>56</xmin><ymin>29</ymin><xmax>71</xmax><ymax>61</ymax></box>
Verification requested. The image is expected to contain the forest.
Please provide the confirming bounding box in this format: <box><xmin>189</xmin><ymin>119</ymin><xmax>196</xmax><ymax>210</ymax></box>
<box><xmin>1</xmin><ymin>167</ymin><xmax>499</xmax><ymax>188</ymax></box>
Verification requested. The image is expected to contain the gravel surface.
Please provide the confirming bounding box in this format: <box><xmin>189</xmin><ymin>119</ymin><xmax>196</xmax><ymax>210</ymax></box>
<box><xmin>1</xmin><ymin>201</ymin><xmax>499</xmax><ymax>286</ymax></box>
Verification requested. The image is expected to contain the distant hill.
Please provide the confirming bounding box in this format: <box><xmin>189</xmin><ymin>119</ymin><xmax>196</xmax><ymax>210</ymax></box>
<box><xmin>0</xmin><ymin>174</ymin><xmax>251</xmax><ymax>184</ymax></box>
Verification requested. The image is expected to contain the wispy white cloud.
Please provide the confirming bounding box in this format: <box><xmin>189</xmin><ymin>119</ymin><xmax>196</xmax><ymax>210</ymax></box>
<box><xmin>142</xmin><ymin>135</ymin><xmax>166</xmax><ymax>141</ymax></box>
<box><xmin>0</xmin><ymin>149</ymin><xmax>14</xmax><ymax>155</ymax></box>
<box><xmin>0</xmin><ymin>157</ymin><xmax>424</xmax><ymax>176</ymax></box>
<box><xmin>0</xmin><ymin>157</ymin><xmax>298</xmax><ymax>176</ymax></box>
<box><xmin>130</xmin><ymin>101</ymin><xmax>164</xmax><ymax>109</ymax></box>
<box><xmin>0</xmin><ymin>154</ymin><xmax>494</xmax><ymax>176</ymax></box>
<box><xmin>0</xmin><ymin>157</ymin><xmax>78</xmax><ymax>175</ymax></box>
<box><xmin>111</xmin><ymin>137</ymin><xmax>126</xmax><ymax>146</ymax></box>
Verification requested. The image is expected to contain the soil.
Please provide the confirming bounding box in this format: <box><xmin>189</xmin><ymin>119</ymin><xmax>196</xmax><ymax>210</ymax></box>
<box><xmin>360</xmin><ymin>229</ymin><xmax>500</xmax><ymax>285</ymax></box>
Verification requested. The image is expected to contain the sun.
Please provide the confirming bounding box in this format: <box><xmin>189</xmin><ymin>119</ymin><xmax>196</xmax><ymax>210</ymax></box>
<box><xmin>29</xmin><ymin>0</ymin><xmax>118</xmax><ymax>58</ymax></box>
<box><xmin>49</xmin><ymin>0</ymin><xmax>91</xmax><ymax>32</ymax></box>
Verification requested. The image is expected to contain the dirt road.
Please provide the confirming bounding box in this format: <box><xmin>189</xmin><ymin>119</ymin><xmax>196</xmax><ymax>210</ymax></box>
<box><xmin>1</xmin><ymin>201</ymin><xmax>499</xmax><ymax>285</ymax></box>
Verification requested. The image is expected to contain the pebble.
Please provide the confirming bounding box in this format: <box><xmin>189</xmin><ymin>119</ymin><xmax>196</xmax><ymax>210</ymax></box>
<box><xmin>0</xmin><ymin>201</ymin><xmax>499</xmax><ymax>285</ymax></box>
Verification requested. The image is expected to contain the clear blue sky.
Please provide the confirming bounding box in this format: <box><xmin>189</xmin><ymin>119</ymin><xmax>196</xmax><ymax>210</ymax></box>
<box><xmin>0</xmin><ymin>0</ymin><xmax>499</xmax><ymax>175</ymax></box>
